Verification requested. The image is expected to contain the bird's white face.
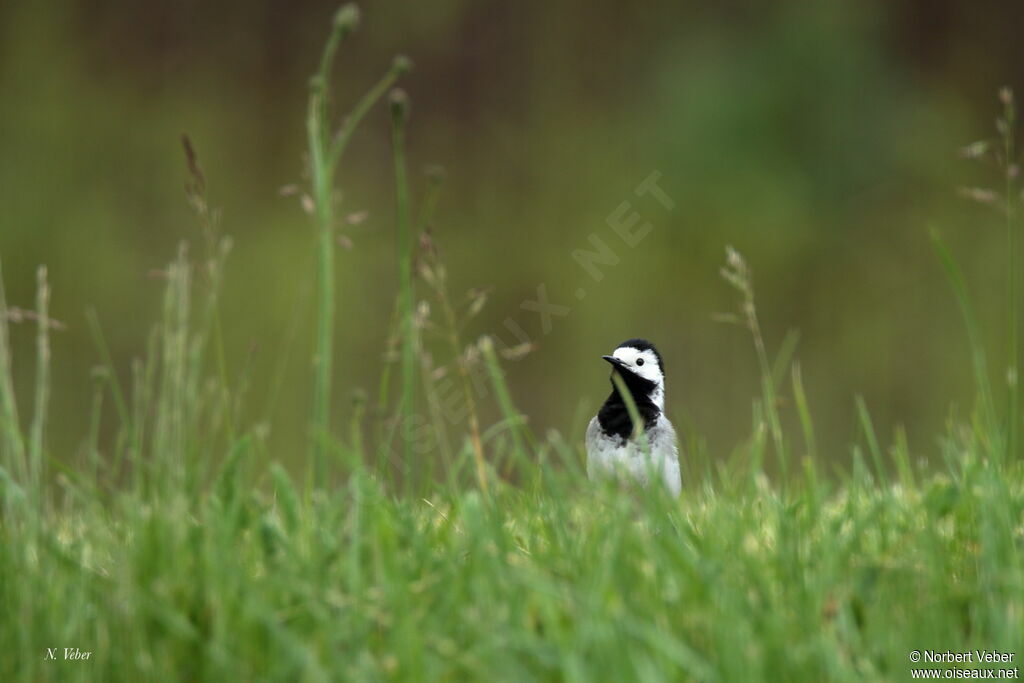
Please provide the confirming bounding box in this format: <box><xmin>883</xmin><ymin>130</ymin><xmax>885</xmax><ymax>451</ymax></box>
<box><xmin>611</xmin><ymin>345</ymin><xmax>665</xmax><ymax>397</ymax></box>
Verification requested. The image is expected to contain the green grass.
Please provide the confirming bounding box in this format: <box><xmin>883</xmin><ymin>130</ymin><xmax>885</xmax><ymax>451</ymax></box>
<box><xmin>305</xmin><ymin>4</ymin><xmax>409</xmax><ymax>480</ymax></box>
<box><xmin>1</xmin><ymin>430</ymin><xmax>1022</xmax><ymax>680</ymax></box>
<box><xmin>1</xmin><ymin>7</ymin><xmax>1023</xmax><ymax>682</ymax></box>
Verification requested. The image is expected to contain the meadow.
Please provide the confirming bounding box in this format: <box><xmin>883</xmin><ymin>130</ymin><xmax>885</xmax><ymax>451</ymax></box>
<box><xmin>2</xmin><ymin>5</ymin><xmax>1023</xmax><ymax>681</ymax></box>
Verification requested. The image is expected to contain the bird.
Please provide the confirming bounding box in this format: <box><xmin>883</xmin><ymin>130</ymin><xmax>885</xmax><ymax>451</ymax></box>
<box><xmin>585</xmin><ymin>338</ymin><xmax>681</xmax><ymax>497</ymax></box>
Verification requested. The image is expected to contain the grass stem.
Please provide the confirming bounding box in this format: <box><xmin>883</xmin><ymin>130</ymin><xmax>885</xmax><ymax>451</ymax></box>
<box><xmin>389</xmin><ymin>88</ymin><xmax>416</xmax><ymax>493</ymax></box>
<box><xmin>0</xmin><ymin>257</ymin><xmax>26</xmax><ymax>482</ymax></box>
<box><xmin>305</xmin><ymin>5</ymin><xmax>406</xmax><ymax>482</ymax></box>
<box><xmin>1000</xmin><ymin>88</ymin><xmax>1019</xmax><ymax>460</ymax></box>
<box><xmin>28</xmin><ymin>266</ymin><xmax>50</xmax><ymax>500</ymax></box>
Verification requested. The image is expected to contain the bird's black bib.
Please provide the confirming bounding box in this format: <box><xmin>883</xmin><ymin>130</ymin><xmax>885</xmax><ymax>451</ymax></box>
<box><xmin>597</xmin><ymin>372</ymin><xmax>660</xmax><ymax>441</ymax></box>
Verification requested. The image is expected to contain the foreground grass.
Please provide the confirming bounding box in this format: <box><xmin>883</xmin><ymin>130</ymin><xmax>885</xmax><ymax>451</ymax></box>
<box><xmin>1</xmin><ymin>446</ymin><xmax>1022</xmax><ymax>681</ymax></box>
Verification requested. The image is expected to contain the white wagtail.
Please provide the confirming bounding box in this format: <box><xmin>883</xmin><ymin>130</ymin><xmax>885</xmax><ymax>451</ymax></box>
<box><xmin>585</xmin><ymin>338</ymin><xmax>681</xmax><ymax>497</ymax></box>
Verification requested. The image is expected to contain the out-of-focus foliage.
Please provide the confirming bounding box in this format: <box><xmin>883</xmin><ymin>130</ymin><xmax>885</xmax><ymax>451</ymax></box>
<box><xmin>1</xmin><ymin>0</ymin><xmax>1022</xmax><ymax>465</ymax></box>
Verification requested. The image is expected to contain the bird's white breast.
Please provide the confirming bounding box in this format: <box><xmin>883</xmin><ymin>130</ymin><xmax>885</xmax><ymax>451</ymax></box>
<box><xmin>586</xmin><ymin>414</ymin><xmax>681</xmax><ymax>497</ymax></box>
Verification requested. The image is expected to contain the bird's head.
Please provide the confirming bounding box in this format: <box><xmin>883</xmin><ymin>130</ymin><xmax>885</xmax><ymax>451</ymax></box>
<box><xmin>602</xmin><ymin>338</ymin><xmax>665</xmax><ymax>410</ymax></box>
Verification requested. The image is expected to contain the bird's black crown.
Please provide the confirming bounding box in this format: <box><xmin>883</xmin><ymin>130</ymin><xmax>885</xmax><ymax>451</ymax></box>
<box><xmin>615</xmin><ymin>338</ymin><xmax>664</xmax><ymax>373</ymax></box>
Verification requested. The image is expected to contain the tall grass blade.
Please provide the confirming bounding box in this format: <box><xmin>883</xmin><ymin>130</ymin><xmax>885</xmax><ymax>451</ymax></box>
<box><xmin>85</xmin><ymin>309</ymin><xmax>132</xmax><ymax>448</ymax></box>
<box><xmin>791</xmin><ymin>362</ymin><xmax>817</xmax><ymax>461</ymax></box>
<box><xmin>389</xmin><ymin>88</ymin><xmax>417</xmax><ymax>493</ymax></box>
<box><xmin>0</xmin><ymin>256</ymin><xmax>26</xmax><ymax>483</ymax></box>
<box><xmin>855</xmin><ymin>395</ymin><xmax>888</xmax><ymax>487</ymax></box>
<box><xmin>305</xmin><ymin>6</ymin><xmax>407</xmax><ymax>482</ymax></box>
<box><xmin>891</xmin><ymin>424</ymin><xmax>915</xmax><ymax>489</ymax></box>
<box><xmin>28</xmin><ymin>266</ymin><xmax>51</xmax><ymax>499</ymax></box>
<box><xmin>154</xmin><ymin>245</ymin><xmax>191</xmax><ymax>490</ymax></box>
<box><xmin>270</xmin><ymin>462</ymin><xmax>300</xmax><ymax>533</ymax></box>
<box><xmin>999</xmin><ymin>89</ymin><xmax>1019</xmax><ymax>460</ymax></box>
<box><xmin>770</xmin><ymin>329</ymin><xmax>800</xmax><ymax>388</ymax></box>
<box><xmin>87</xmin><ymin>378</ymin><xmax>104</xmax><ymax>485</ymax></box>
<box><xmin>305</xmin><ymin>12</ymin><xmax>347</xmax><ymax>480</ymax></box>
<box><xmin>720</xmin><ymin>247</ymin><xmax>787</xmax><ymax>480</ymax></box>
<box><xmin>930</xmin><ymin>226</ymin><xmax>1000</xmax><ymax>453</ymax></box>
<box><xmin>479</xmin><ymin>336</ymin><xmax>535</xmax><ymax>492</ymax></box>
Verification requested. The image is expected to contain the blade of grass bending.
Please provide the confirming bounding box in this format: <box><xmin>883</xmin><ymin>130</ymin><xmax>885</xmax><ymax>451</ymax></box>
<box><xmin>329</xmin><ymin>55</ymin><xmax>412</xmax><ymax>168</ymax></box>
<box><xmin>481</xmin><ymin>338</ymin><xmax>536</xmax><ymax>450</ymax></box>
<box><xmin>791</xmin><ymin>362</ymin><xmax>817</xmax><ymax>461</ymax></box>
<box><xmin>770</xmin><ymin>329</ymin><xmax>800</xmax><ymax>389</ymax></box>
<box><xmin>855</xmin><ymin>395</ymin><xmax>888</xmax><ymax>487</ymax></box>
<box><xmin>0</xmin><ymin>256</ymin><xmax>26</xmax><ymax>481</ymax></box>
<box><xmin>477</xmin><ymin>336</ymin><xmax>539</xmax><ymax>494</ymax></box>
<box><xmin>930</xmin><ymin>226</ymin><xmax>1000</xmax><ymax>450</ymax></box>
<box><xmin>609</xmin><ymin>370</ymin><xmax>650</xmax><ymax>456</ymax></box>
<box><xmin>389</xmin><ymin>88</ymin><xmax>416</xmax><ymax>493</ymax></box>
<box><xmin>892</xmin><ymin>424</ymin><xmax>915</xmax><ymax>490</ymax></box>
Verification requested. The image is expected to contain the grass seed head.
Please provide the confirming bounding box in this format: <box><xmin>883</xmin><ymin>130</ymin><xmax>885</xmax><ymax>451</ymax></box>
<box><xmin>333</xmin><ymin>4</ymin><xmax>361</xmax><ymax>35</ymax></box>
<box><xmin>389</xmin><ymin>88</ymin><xmax>410</xmax><ymax>124</ymax></box>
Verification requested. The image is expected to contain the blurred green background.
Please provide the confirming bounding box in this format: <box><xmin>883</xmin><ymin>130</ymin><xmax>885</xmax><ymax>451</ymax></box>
<box><xmin>2</xmin><ymin>0</ymin><xmax>1022</xmax><ymax>470</ymax></box>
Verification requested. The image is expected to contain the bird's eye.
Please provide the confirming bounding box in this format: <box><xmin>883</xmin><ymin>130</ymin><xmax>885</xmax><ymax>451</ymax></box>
<box><xmin>636</xmin><ymin>358</ymin><xmax>645</xmax><ymax>366</ymax></box>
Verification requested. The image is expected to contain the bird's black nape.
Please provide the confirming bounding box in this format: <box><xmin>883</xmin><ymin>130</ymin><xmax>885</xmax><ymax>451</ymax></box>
<box><xmin>615</xmin><ymin>338</ymin><xmax>664</xmax><ymax>373</ymax></box>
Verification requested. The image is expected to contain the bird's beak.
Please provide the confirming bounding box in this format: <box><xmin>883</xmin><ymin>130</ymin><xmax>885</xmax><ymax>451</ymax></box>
<box><xmin>602</xmin><ymin>355</ymin><xmax>629</xmax><ymax>371</ymax></box>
